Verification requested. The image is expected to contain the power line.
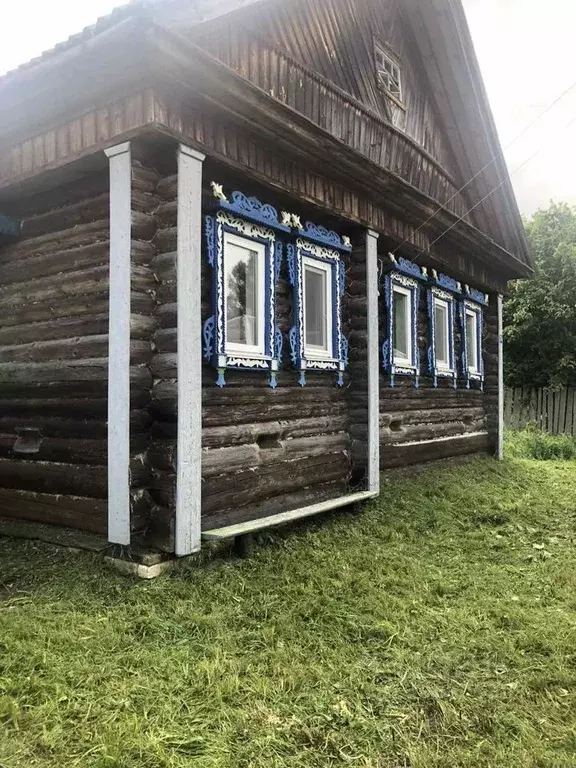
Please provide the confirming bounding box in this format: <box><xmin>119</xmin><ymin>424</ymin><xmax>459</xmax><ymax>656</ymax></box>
<box><xmin>390</xmin><ymin>77</ymin><xmax>576</xmax><ymax>256</ymax></box>
<box><xmin>411</xmin><ymin>112</ymin><xmax>576</xmax><ymax>263</ymax></box>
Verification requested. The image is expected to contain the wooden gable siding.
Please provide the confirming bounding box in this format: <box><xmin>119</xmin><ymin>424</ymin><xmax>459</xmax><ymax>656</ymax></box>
<box><xmin>187</xmin><ymin>0</ymin><xmax>465</xmax><ymax>199</ymax></box>
<box><xmin>186</xmin><ymin>28</ymin><xmax>469</xmax><ymax>223</ymax></box>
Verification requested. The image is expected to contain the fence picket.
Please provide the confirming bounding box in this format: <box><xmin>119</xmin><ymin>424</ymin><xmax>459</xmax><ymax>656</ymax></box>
<box><xmin>504</xmin><ymin>387</ymin><xmax>576</xmax><ymax>436</ymax></box>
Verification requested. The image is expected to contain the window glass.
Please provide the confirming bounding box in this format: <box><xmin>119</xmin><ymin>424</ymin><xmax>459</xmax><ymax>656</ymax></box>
<box><xmin>304</xmin><ymin>264</ymin><xmax>328</xmax><ymax>351</ymax></box>
<box><xmin>225</xmin><ymin>241</ymin><xmax>259</xmax><ymax>347</ymax></box>
<box><xmin>434</xmin><ymin>300</ymin><xmax>449</xmax><ymax>366</ymax></box>
<box><xmin>393</xmin><ymin>289</ymin><xmax>410</xmax><ymax>362</ymax></box>
<box><xmin>466</xmin><ymin>311</ymin><xmax>478</xmax><ymax>370</ymax></box>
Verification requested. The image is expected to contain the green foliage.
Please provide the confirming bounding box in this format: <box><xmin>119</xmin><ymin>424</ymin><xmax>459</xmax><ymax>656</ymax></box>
<box><xmin>505</xmin><ymin>427</ymin><xmax>576</xmax><ymax>460</ymax></box>
<box><xmin>504</xmin><ymin>201</ymin><xmax>576</xmax><ymax>388</ymax></box>
<box><xmin>2</xmin><ymin>458</ymin><xmax>576</xmax><ymax>767</ymax></box>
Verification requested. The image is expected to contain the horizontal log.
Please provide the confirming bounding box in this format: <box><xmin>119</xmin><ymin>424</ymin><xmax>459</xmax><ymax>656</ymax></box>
<box><xmin>155</xmin><ymin>302</ymin><xmax>177</xmax><ymax>328</ymax></box>
<box><xmin>0</xmin><ymin>220</ymin><xmax>109</xmax><ymax>261</ymax></box>
<box><xmin>380</xmin><ymin>419</ymin><xmax>486</xmax><ymax>445</ymax></box>
<box><xmin>0</xmin><ymin>458</ymin><xmax>109</xmax><ymax>497</ymax></box>
<box><xmin>0</xmin><ymin>313</ymin><xmax>155</xmax><ymax>347</ymax></box>
<box><xmin>0</xmin><ymin>436</ymin><xmax>106</xmax><ymax>465</ymax></box>
<box><xmin>380</xmin><ymin>406</ymin><xmax>486</xmax><ymax>428</ymax></box>
<box><xmin>0</xmin><ymin>410</ymin><xmax>150</xmax><ymax>438</ymax></box>
<box><xmin>153</xmin><ymin>226</ymin><xmax>177</xmax><ymax>253</ymax></box>
<box><xmin>0</xmin><ymin>336</ymin><xmax>150</xmax><ymax>364</ymax></box>
<box><xmin>155</xmin><ymin>200</ymin><xmax>177</xmax><ymax>226</ymax></box>
<box><xmin>380</xmin><ymin>432</ymin><xmax>493</xmax><ymax>469</ymax></box>
<box><xmin>155</xmin><ymin>174</ymin><xmax>177</xmax><ymax>201</ymax></box>
<box><xmin>0</xmin><ymin>488</ymin><xmax>149</xmax><ymax>534</ymax></box>
<box><xmin>21</xmin><ymin>194</ymin><xmax>110</xmax><ymax>238</ymax></box>
<box><xmin>0</xmin><ymin>240</ymin><xmax>110</xmax><ymax>286</ymax></box>
<box><xmin>151</xmin><ymin>451</ymin><xmax>351</xmax><ymax>511</ymax></box>
<box><xmin>0</xmin><ymin>359</ymin><xmax>152</xmax><ymax>386</ymax></box>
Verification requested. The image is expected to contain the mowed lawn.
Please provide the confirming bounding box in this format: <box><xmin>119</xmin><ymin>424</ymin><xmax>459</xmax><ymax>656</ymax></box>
<box><xmin>1</xmin><ymin>457</ymin><xmax>576</xmax><ymax>768</ymax></box>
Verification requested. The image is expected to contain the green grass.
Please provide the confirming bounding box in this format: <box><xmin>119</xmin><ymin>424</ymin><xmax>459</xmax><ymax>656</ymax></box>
<box><xmin>2</xmin><ymin>458</ymin><xmax>576</xmax><ymax>768</ymax></box>
<box><xmin>506</xmin><ymin>427</ymin><xmax>576</xmax><ymax>461</ymax></box>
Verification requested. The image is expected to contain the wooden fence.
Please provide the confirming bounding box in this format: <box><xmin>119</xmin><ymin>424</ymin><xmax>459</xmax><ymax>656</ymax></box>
<box><xmin>504</xmin><ymin>387</ymin><xmax>576</xmax><ymax>435</ymax></box>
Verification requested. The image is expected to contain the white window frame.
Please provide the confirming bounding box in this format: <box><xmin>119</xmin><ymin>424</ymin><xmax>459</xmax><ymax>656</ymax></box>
<box><xmin>465</xmin><ymin>308</ymin><xmax>479</xmax><ymax>374</ymax></box>
<box><xmin>223</xmin><ymin>231</ymin><xmax>266</xmax><ymax>358</ymax></box>
<box><xmin>374</xmin><ymin>41</ymin><xmax>403</xmax><ymax>106</ymax></box>
<box><xmin>433</xmin><ymin>296</ymin><xmax>451</xmax><ymax>371</ymax></box>
<box><xmin>392</xmin><ymin>284</ymin><xmax>413</xmax><ymax>367</ymax></box>
<box><xmin>302</xmin><ymin>255</ymin><xmax>334</xmax><ymax>361</ymax></box>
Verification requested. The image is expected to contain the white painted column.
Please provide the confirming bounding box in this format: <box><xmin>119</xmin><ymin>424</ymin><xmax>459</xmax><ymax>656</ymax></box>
<box><xmin>175</xmin><ymin>144</ymin><xmax>205</xmax><ymax>556</ymax></box>
<box><xmin>496</xmin><ymin>293</ymin><xmax>504</xmax><ymax>460</ymax></box>
<box><xmin>366</xmin><ymin>229</ymin><xmax>380</xmax><ymax>493</ymax></box>
<box><xmin>105</xmin><ymin>142</ymin><xmax>132</xmax><ymax>545</ymax></box>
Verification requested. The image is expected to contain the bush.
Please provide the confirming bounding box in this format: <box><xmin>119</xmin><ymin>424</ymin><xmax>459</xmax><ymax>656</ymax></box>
<box><xmin>506</xmin><ymin>427</ymin><xmax>576</xmax><ymax>460</ymax></box>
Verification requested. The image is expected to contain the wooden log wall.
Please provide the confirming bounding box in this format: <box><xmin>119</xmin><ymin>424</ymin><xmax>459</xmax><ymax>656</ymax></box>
<box><xmin>146</xmin><ymin>171</ymin><xmax>354</xmax><ymax>550</ymax></box>
<box><xmin>0</xmin><ymin>169</ymin><xmax>146</xmax><ymax>534</ymax></box>
<box><xmin>374</xmin><ymin>287</ymin><xmax>495</xmax><ymax>470</ymax></box>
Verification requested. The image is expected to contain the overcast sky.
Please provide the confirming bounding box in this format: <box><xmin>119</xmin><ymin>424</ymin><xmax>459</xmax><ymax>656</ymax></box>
<box><xmin>1</xmin><ymin>0</ymin><xmax>574</xmax><ymax>217</ymax></box>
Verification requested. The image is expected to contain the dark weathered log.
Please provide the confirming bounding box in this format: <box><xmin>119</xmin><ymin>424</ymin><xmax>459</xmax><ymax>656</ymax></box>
<box><xmin>153</xmin><ymin>327</ymin><xmax>177</xmax><ymax>353</ymax></box>
<box><xmin>0</xmin><ymin>488</ymin><xmax>109</xmax><ymax>533</ymax></box>
<box><xmin>155</xmin><ymin>302</ymin><xmax>177</xmax><ymax>329</ymax></box>
<box><xmin>380</xmin><ymin>432</ymin><xmax>492</xmax><ymax>469</ymax></box>
<box><xmin>0</xmin><ymin>488</ymin><xmax>149</xmax><ymax>534</ymax></box>
<box><xmin>21</xmin><ymin>194</ymin><xmax>110</xmax><ymax>238</ymax></box>
<box><xmin>0</xmin><ymin>410</ymin><xmax>150</xmax><ymax>439</ymax></box>
<box><xmin>0</xmin><ymin>458</ymin><xmax>109</xmax><ymax>497</ymax></box>
<box><xmin>153</xmin><ymin>226</ymin><xmax>177</xmax><ymax>253</ymax></box>
<box><xmin>156</xmin><ymin>174</ymin><xmax>178</xmax><ymax>201</ymax></box>
<box><xmin>0</xmin><ymin>359</ymin><xmax>152</xmax><ymax>386</ymax></box>
<box><xmin>150</xmin><ymin>451</ymin><xmax>350</xmax><ymax>510</ymax></box>
<box><xmin>0</xmin><ymin>241</ymin><xmax>110</xmax><ymax>285</ymax></box>
<box><xmin>0</xmin><ymin>336</ymin><xmax>150</xmax><ymax>364</ymax></box>
<box><xmin>380</xmin><ymin>419</ymin><xmax>486</xmax><ymax>445</ymax></box>
<box><xmin>0</xmin><ymin>219</ymin><xmax>109</xmax><ymax>261</ymax></box>
<box><xmin>0</xmin><ymin>436</ymin><xmax>107</xmax><ymax>465</ymax></box>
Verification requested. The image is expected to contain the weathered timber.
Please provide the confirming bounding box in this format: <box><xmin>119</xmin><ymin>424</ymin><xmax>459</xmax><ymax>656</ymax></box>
<box><xmin>380</xmin><ymin>432</ymin><xmax>492</xmax><ymax>469</ymax></box>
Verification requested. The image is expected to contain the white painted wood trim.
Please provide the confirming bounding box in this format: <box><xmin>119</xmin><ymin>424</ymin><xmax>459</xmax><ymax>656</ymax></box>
<box><xmin>201</xmin><ymin>490</ymin><xmax>378</xmax><ymax>540</ymax></box>
<box><xmin>366</xmin><ymin>229</ymin><xmax>380</xmax><ymax>494</ymax></box>
<box><xmin>399</xmin><ymin>431</ymin><xmax>488</xmax><ymax>448</ymax></box>
<box><xmin>175</xmin><ymin>144</ymin><xmax>205</xmax><ymax>556</ymax></box>
<box><xmin>497</xmin><ymin>293</ymin><xmax>504</xmax><ymax>460</ymax></box>
<box><xmin>105</xmin><ymin>142</ymin><xmax>132</xmax><ymax>545</ymax></box>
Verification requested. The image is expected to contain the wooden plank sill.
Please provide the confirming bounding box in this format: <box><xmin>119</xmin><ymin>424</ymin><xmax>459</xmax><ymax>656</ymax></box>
<box><xmin>201</xmin><ymin>490</ymin><xmax>378</xmax><ymax>541</ymax></box>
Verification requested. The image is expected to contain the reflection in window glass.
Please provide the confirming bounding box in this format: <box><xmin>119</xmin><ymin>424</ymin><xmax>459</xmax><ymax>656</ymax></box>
<box><xmin>304</xmin><ymin>265</ymin><xmax>328</xmax><ymax>351</ymax></box>
<box><xmin>393</xmin><ymin>289</ymin><xmax>410</xmax><ymax>361</ymax></box>
<box><xmin>466</xmin><ymin>311</ymin><xmax>478</xmax><ymax>370</ymax></box>
<box><xmin>225</xmin><ymin>242</ymin><xmax>259</xmax><ymax>347</ymax></box>
<box><xmin>434</xmin><ymin>300</ymin><xmax>449</xmax><ymax>367</ymax></box>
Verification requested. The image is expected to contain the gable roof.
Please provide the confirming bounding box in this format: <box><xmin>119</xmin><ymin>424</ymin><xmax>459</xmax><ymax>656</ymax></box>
<box><xmin>0</xmin><ymin>0</ymin><xmax>530</xmax><ymax>270</ymax></box>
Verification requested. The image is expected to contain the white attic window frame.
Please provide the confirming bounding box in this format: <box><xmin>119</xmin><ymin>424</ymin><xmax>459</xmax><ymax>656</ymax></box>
<box><xmin>374</xmin><ymin>41</ymin><xmax>404</xmax><ymax>108</ymax></box>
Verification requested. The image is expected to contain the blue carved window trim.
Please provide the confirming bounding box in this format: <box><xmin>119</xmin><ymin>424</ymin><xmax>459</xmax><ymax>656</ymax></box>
<box><xmin>459</xmin><ymin>285</ymin><xmax>488</xmax><ymax>389</ymax></box>
<box><xmin>428</xmin><ymin>281</ymin><xmax>458</xmax><ymax>389</ymax></box>
<box><xmin>203</xmin><ymin>186</ymin><xmax>290</xmax><ymax>388</ymax></box>
<box><xmin>381</xmin><ymin>256</ymin><xmax>427</xmax><ymax>388</ymax></box>
<box><xmin>286</xmin><ymin>222</ymin><xmax>351</xmax><ymax>387</ymax></box>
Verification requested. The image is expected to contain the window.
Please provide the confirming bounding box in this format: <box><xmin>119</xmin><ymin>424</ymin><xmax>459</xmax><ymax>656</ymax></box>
<box><xmin>427</xmin><ymin>287</ymin><xmax>456</xmax><ymax>387</ymax></box>
<box><xmin>392</xmin><ymin>285</ymin><xmax>412</xmax><ymax>365</ymax></box>
<box><xmin>287</xmin><ymin>227</ymin><xmax>350</xmax><ymax>387</ymax></box>
<box><xmin>224</xmin><ymin>232</ymin><xmax>265</xmax><ymax>356</ymax></box>
<box><xmin>375</xmin><ymin>43</ymin><xmax>402</xmax><ymax>104</ymax></box>
<box><xmin>433</xmin><ymin>298</ymin><xmax>450</xmax><ymax>369</ymax></box>
<box><xmin>203</xmin><ymin>185</ymin><xmax>287</xmax><ymax>388</ymax></box>
<box><xmin>465</xmin><ymin>309</ymin><xmax>478</xmax><ymax>372</ymax></box>
<box><xmin>303</xmin><ymin>257</ymin><xmax>333</xmax><ymax>359</ymax></box>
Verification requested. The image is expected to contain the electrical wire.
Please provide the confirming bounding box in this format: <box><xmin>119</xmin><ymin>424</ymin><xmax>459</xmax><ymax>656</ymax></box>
<box><xmin>410</xmin><ymin>112</ymin><xmax>576</xmax><ymax>263</ymax></box>
<box><xmin>390</xmin><ymin>77</ymin><xmax>576</xmax><ymax>256</ymax></box>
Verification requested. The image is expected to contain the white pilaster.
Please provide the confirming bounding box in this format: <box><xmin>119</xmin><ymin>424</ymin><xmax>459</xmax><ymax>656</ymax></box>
<box><xmin>175</xmin><ymin>144</ymin><xmax>205</xmax><ymax>556</ymax></box>
<box><xmin>366</xmin><ymin>229</ymin><xmax>380</xmax><ymax>493</ymax></box>
<box><xmin>497</xmin><ymin>292</ymin><xmax>504</xmax><ymax>460</ymax></box>
<box><xmin>105</xmin><ymin>142</ymin><xmax>132</xmax><ymax>545</ymax></box>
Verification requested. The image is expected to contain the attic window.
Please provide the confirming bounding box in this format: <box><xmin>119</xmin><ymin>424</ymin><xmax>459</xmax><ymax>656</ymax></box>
<box><xmin>375</xmin><ymin>43</ymin><xmax>403</xmax><ymax>106</ymax></box>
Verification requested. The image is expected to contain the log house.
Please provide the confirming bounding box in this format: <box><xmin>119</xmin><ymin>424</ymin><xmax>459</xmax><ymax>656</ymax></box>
<box><xmin>0</xmin><ymin>0</ymin><xmax>532</xmax><ymax>559</ymax></box>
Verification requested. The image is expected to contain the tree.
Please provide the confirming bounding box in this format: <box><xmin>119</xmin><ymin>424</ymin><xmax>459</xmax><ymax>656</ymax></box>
<box><xmin>504</xmin><ymin>202</ymin><xmax>576</xmax><ymax>388</ymax></box>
